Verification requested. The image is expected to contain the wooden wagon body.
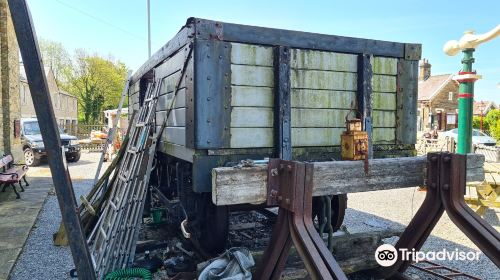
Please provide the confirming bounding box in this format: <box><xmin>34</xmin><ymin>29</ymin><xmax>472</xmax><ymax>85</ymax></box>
<box><xmin>128</xmin><ymin>18</ymin><xmax>422</xmax><ymax>193</ymax></box>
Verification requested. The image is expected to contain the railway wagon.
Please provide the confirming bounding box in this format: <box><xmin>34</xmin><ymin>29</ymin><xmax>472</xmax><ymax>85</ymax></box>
<box><xmin>128</xmin><ymin>18</ymin><xmax>421</xmax><ymax>254</ymax></box>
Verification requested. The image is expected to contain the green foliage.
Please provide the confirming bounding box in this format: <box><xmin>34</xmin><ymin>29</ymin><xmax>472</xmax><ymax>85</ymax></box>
<box><xmin>39</xmin><ymin>38</ymin><xmax>72</xmax><ymax>86</ymax></box>
<box><xmin>64</xmin><ymin>50</ymin><xmax>128</xmax><ymax>124</ymax></box>
<box><xmin>472</xmin><ymin>116</ymin><xmax>489</xmax><ymax>131</ymax></box>
<box><xmin>485</xmin><ymin>109</ymin><xmax>500</xmax><ymax>141</ymax></box>
<box><xmin>39</xmin><ymin>38</ymin><xmax>129</xmax><ymax>125</ymax></box>
<box><xmin>471</xmin><ymin>109</ymin><xmax>500</xmax><ymax>142</ymax></box>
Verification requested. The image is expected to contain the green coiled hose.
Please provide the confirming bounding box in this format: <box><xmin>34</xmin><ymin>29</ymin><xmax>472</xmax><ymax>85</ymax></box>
<box><xmin>104</xmin><ymin>267</ymin><xmax>152</xmax><ymax>280</ymax></box>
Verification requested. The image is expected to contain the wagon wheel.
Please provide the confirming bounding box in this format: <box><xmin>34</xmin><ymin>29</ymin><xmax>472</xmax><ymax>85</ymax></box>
<box><xmin>312</xmin><ymin>194</ymin><xmax>347</xmax><ymax>233</ymax></box>
<box><xmin>192</xmin><ymin>194</ymin><xmax>229</xmax><ymax>256</ymax></box>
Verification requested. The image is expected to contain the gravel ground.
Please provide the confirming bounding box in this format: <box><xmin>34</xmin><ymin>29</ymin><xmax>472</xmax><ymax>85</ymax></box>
<box><xmin>9</xmin><ymin>153</ymin><xmax>500</xmax><ymax>279</ymax></box>
<box><xmin>10</xmin><ymin>152</ymin><xmax>109</xmax><ymax>280</ymax></box>
<box><xmin>345</xmin><ymin>188</ymin><xmax>500</xmax><ymax>280</ymax></box>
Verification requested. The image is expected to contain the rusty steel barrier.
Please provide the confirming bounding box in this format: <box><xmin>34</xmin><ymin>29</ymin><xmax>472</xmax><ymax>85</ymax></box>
<box><xmin>257</xmin><ymin>154</ymin><xmax>499</xmax><ymax>279</ymax></box>
<box><xmin>377</xmin><ymin>152</ymin><xmax>500</xmax><ymax>278</ymax></box>
<box><xmin>256</xmin><ymin>159</ymin><xmax>347</xmax><ymax>280</ymax></box>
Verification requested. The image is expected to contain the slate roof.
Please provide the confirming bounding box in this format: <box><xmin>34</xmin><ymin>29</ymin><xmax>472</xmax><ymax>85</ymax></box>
<box><xmin>417</xmin><ymin>74</ymin><xmax>454</xmax><ymax>101</ymax></box>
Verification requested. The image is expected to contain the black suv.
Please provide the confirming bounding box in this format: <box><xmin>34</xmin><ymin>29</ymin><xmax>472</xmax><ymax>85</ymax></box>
<box><xmin>21</xmin><ymin>118</ymin><xmax>81</xmax><ymax>166</ymax></box>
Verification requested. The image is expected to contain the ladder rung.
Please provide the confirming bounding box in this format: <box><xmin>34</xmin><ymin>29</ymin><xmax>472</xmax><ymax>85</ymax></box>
<box><xmin>127</xmin><ymin>148</ymin><xmax>138</xmax><ymax>154</ymax></box>
<box><xmin>99</xmin><ymin>227</ymin><xmax>108</xmax><ymax>240</ymax></box>
<box><xmin>128</xmin><ymin>145</ymin><xmax>140</xmax><ymax>152</ymax></box>
<box><xmin>119</xmin><ymin>174</ymin><xmax>128</xmax><ymax>182</ymax></box>
<box><xmin>109</xmin><ymin>201</ymin><xmax>117</xmax><ymax>211</ymax></box>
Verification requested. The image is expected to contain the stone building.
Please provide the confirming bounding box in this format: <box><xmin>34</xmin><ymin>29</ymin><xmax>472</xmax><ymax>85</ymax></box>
<box><xmin>0</xmin><ymin>0</ymin><xmax>22</xmax><ymax>160</ymax></box>
<box><xmin>417</xmin><ymin>59</ymin><xmax>459</xmax><ymax>132</ymax></box>
<box><xmin>473</xmin><ymin>100</ymin><xmax>497</xmax><ymax>117</ymax></box>
<box><xmin>19</xmin><ymin>65</ymin><xmax>78</xmax><ymax>132</ymax></box>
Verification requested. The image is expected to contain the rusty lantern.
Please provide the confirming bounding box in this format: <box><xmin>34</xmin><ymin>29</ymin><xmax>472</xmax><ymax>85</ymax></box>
<box><xmin>341</xmin><ymin>118</ymin><xmax>368</xmax><ymax>160</ymax></box>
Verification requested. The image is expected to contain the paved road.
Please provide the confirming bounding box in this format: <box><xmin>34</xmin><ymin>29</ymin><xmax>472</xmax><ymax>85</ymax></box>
<box><xmin>0</xmin><ymin>166</ymin><xmax>52</xmax><ymax>280</ymax></box>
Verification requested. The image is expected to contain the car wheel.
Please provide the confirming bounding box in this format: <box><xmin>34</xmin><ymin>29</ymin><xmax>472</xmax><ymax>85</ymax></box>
<box><xmin>67</xmin><ymin>152</ymin><xmax>81</xmax><ymax>163</ymax></box>
<box><xmin>24</xmin><ymin>148</ymin><xmax>41</xmax><ymax>166</ymax></box>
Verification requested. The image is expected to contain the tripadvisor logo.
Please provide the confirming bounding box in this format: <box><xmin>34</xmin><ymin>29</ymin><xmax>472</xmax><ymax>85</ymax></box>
<box><xmin>375</xmin><ymin>244</ymin><xmax>398</xmax><ymax>267</ymax></box>
<box><xmin>375</xmin><ymin>244</ymin><xmax>482</xmax><ymax>267</ymax></box>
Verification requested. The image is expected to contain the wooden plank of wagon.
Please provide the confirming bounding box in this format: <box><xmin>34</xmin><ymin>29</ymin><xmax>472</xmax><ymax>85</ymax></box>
<box><xmin>212</xmin><ymin>154</ymin><xmax>485</xmax><ymax>206</ymax></box>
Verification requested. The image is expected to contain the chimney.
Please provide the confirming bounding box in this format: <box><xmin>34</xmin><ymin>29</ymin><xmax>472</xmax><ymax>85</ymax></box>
<box><xmin>419</xmin><ymin>59</ymin><xmax>431</xmax><ymax>81</ymax></box>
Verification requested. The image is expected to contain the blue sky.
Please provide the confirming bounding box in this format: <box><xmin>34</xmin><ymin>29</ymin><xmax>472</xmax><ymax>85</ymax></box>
<box><xmin>26</xmin><ymin>0</ymin><xmax>499</xmax><ymax>102</ymax></box>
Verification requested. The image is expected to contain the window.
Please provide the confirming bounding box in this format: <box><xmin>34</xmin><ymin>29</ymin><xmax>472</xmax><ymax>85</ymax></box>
<box><xmin>446</xmin><ymin>114</ymin><xmax>456</xmax><ymax>125</ymax></box>
<box><xmin>448</xmin><ymin>92</ymin><xmax>453</xmax><ymax>101</ymax></box>
<box><xmin>472</xmin><ymin>130</ymin><xmax>487</xmax><ymax>137</ymax></box>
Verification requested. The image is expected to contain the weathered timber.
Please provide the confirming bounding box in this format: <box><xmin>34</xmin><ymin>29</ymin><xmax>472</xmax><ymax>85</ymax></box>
<box><xmin>250</xmin><ymin>229</ymin><xmax>402</xmax><ymax>275</ymax></box>
<box><xmin>372</xmin><ymin>128</ymin><xmax>396</xmax><ymax>144</ymax></box>
<box><xmin>131</xmin><ymin>27</ymin><xmax>191</xmax><ymax>84</ymax></box>
<box><xmin>212</xmin><ymin>154</ymin><xmax>485</xmax><ymax>205</ymax></box>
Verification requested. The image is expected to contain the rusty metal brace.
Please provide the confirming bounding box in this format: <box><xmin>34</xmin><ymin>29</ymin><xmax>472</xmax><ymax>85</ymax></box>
<box><xmin>256</xmin><ymin>159</ymin><xmax>347</xmax><ymax>280</ymax></box>
<box><xmin>378</xmin><ymin>152</ymin><xmax>500</xmax><ymax>278</ymax></box>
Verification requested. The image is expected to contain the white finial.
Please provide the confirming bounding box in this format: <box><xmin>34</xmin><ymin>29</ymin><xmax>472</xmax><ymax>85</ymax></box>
<box><xmin>443</xmin><ymin>25</ymin><xmax>500</xmax><ymax>56</ymax></box>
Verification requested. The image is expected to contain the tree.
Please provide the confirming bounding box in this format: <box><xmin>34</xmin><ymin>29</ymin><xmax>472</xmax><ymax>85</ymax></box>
<box><xmin>38</xmin><ymin>38</ymin><xmax>72</xmax><ymax>85</ymax></box>
<box><xmin>472</xmin><ymin>116</ymin><xmax>490</xmax><ymax>131</ymax></box>
<box><xmin>65</xmin><ymin>50</ymin><xmax>127</xmax><ymax>124</ymax></box>
<box><xmin>485</xmin><ymin>109</ymin><xmax>500</xmax><ymax>142</ymax></box>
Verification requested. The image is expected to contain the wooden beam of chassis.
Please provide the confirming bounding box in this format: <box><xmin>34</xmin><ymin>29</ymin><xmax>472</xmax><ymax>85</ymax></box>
<box><xmin>212</xmin><ymin>154</ymin><xmax>485</xmax><ymax>206</ymax></box>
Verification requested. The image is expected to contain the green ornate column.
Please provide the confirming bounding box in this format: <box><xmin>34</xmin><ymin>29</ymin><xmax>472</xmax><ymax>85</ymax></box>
<box><xmin>456</xmin><ymin>49</ymin><xmax>476</xmax><ymax>154</ymax></box>
<box><xmin>443</xmin><ymin>26</ymin><xmax>500</xmax><ymax>154</ymax></box>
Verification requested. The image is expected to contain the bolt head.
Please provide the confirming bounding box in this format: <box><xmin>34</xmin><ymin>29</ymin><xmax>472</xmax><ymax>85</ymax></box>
<box><xmin>271</xmin><ymin>168</ymin><xmax>279</xmax><ymax>176</ymax></box>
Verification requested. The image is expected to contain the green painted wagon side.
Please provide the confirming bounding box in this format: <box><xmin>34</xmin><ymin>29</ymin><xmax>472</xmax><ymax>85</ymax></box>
<box><xmin>128</xmin><ymin>18</ymin><xmax>421</xmax><ymax>192</ymax></box>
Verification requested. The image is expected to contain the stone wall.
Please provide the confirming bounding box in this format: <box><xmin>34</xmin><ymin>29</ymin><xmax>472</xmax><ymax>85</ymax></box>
<box><xmin>0</xmin><ymin>0</ymin><xmax>22</xmax><ymax>160</ymax></box>
<box><xmin>418</xmin><ymin>80</ymin><xmax>459</xmax><ymax>132</ymax></box>
<box><xmin>431</xmin><ymin>80</ymin><xmax>459</xmax><ymax>131</ymax></box>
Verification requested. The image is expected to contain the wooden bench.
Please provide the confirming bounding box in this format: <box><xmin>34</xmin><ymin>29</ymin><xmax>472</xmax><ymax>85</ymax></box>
<box><xmin>0</xmin><ymin>155</ymin><xmax>29</xmax><ymax>199</ymax></box>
